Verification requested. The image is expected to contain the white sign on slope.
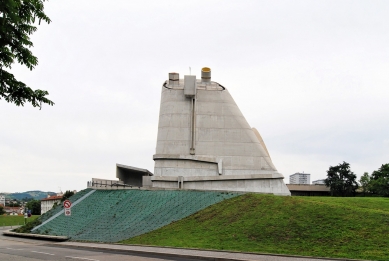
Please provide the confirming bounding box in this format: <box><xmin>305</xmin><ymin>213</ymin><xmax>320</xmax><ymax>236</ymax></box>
<box><xmin>64</xmin><ymin>208</ymin><xmax>71</xmax><ymax>216</ymax></box>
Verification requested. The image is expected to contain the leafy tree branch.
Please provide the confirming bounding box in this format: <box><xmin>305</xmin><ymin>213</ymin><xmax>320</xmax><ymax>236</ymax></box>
<box><xmin>0</xmin><ymin>0</ymin><xmax>54</xmax><ymax>108</ymax></box>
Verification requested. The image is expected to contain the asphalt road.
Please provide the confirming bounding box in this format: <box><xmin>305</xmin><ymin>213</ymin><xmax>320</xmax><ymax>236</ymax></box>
<box><xmin>0</xmin><ymin>232</ymin><xmax>346</xmax><ymax>261</ymax></box>
<box><xmin>0</xmin><ymin>234</ymin><xmax>198</xmax><ymax>261</ymax></box>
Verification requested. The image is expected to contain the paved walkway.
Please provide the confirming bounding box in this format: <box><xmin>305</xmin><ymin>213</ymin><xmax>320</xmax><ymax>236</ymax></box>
<box><xmin>0</xmin><ymin>226</ymin><xmax>20</xmax><ymax>231</ymax></box>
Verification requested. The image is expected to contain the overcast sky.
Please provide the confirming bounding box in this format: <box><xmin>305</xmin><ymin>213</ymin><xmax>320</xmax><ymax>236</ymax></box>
<box><xmin>1</xmin><ymin>0</ymin><xmax>388</xmax><ymax>193</ymax></box>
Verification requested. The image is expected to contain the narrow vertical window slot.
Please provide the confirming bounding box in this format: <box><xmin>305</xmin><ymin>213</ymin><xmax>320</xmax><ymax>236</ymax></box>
<box><xmin>190</xmin><ymin>98</ymin><xmax>196</xmax><ymax>155</ymax></box>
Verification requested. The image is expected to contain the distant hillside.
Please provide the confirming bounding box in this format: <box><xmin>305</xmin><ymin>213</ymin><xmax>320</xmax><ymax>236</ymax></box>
<box><xmin>5</xmin><ymin>191</ymin><xmax>56</xmax><ymax>200</ymax></box>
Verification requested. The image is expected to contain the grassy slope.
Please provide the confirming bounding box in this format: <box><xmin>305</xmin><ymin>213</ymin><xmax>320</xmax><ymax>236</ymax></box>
<box><xmin>0</xmin><ymin>215</ymin><xmax>39</xmax><ymax>226</ymax></box>
<box><xmin>122</xmin><ymin>194</ymin><xmax>389</xmax><ymax>261</ymax></box>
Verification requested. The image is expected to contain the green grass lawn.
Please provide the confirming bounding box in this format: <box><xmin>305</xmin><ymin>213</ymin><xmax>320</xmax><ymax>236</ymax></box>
<box><xmin>121</xmin><ymin>194</ymin><xmax>389</xmax><ymax>261</ymax></box>
<box><xmin>0</xmin><ymin>215</ymin><xmax>39</xmax><ymax>227</ymax></box>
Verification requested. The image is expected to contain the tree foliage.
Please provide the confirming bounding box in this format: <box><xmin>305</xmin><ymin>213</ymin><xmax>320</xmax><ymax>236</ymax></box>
<box><xmin>0</xmin><ymin>205</ymin><xmax>5</xmax><ymax>215</ymax></box>
<box><xmin>369</xmin><ymin>163</ymin><xmax>389</xmax><ymax>197</ymax></box>
<box><xmin>7</xmin><ymin>201</ymin><xmax>21</xmax><ymax>207</ymax></box>
<box><xmin>61</xmin><ymin>190</ymin><xmax>74</xmax><ymax>202</ymax></box>
<box><xmin>14</xmin><ymin>217</ymin><xmax>41</xmax><ymax>233</ymax></box>
<box><xmin>325</xmin><ymin>161</ymin><xmax>358</xmax><ymax>197</ymax></box>
<box><xmin>0</xmin><ymin>0</ymin><xmax>54</xmax><ymax>108</ymax></box>
<box><xmin>26</xmin><ymin>199</ymin><xmax>41</xmax><ymax>215</ymax></box>
<box><xmin>359</xmin><ymin>172</ymin><xmax>371</xmax><ymax>196</ymax></box>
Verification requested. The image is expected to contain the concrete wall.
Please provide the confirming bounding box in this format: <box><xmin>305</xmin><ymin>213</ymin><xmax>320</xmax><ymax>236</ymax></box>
<box><xmin>116</xmin><ymin>164</ymin><xmax>153</xmax><ymax>187</ymax></box>
<box><xmin>117</xmin><ymin>168</ymin><xmax>143</xmax><ymax>187</ymax></box>
<box><xmin>152</xmin><ymin>177</ymin><xmax>290</xmax><ymax>196</ymax></box>
<box><xmin>287</xmin><ymin>184</ymin><xmax>330</xmax><ymax>196</ymax></box>
<box><xmin>154</xmin><ymin>159</ymin><xmax>217</xmax><ymax>177</ymax></box>
<box><xmin>153</xmin><ymin>75</ymin><xmax>290</xmax><ymax>196</ymax></box>
<box><xmin>142</xmin><ymin>176</ymin><xmax>152</xmax><ymax>187</ymax></box>
<box><xmin>155</xmin><ymin>80</ymin><xmax>276</xmax><ymax>175</ymax></box>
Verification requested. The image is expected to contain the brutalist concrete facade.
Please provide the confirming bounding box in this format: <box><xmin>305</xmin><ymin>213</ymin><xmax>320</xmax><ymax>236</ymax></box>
<box><xmin>151</xmin><ymin>68</ymin><xmax>290</xmax><ymax>196</ymax></box>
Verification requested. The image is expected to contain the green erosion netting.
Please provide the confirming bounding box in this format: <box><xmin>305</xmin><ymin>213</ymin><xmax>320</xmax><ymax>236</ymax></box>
<box><xmin>33</xmin><ymin>189</ymin><xmax>240</xmax><ymax>242</ymax></box>
<box><xmin>39</xmin><ymin>188</ymin><xmax>93</xmax><ymax>223</ymax></box>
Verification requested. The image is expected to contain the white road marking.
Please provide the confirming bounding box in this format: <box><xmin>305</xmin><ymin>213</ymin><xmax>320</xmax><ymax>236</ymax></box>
<box><xmin>65</xmin><ymin>256</ymin><xmax>100</xmax><ymax>261</ymax></box>
<box><xmin>6</xmin><ymin>248</ymin><xmax>24</xmax><ymax>250</ymax></box>
<box><xmin>31</xmin><ymin>250</ymin><xmax>55</xmax><ymax>255</ymax></box>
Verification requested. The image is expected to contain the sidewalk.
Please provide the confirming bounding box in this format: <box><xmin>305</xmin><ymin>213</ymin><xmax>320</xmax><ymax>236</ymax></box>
<box><xmin>0</xmin><ymin>225</ymin><xmax>20</xmax><ymax>230</ymax></box>
<box><xmin>53</xmin><ymin>241</ymin><xmax>367</xmax><ymax>261</ymax></box>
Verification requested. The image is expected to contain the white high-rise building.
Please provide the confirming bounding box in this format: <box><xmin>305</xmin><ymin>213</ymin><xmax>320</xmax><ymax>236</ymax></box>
<box><xmin>289</xmin><ymin>172</ymin><xmax>311</xmax><ymax>184</ymax></box>
<box><xmin>40</xmin><ymin>194</ymin><xmax>63</xmax><ymax>214</ymax></box>
<box><xmin>0</xmin><ymin>195</ymin><xmax>5</xmax><ymax>206</ymax></box>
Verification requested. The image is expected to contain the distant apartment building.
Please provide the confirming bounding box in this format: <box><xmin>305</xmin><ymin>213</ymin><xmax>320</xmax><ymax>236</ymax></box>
<box><xmin>3</xmin><ymin>206</ymin><xmax>24</xmax><ymax>215</ymax></box>
<box><xmin>40</xmin><ymin>194</ymin><xmax>63</xmax><ymax>215</ymax></box>
<box><xmin>289</xmin><ymin>172</ymin><xmax>310</xmax><ymax>184</ymax></box>
<box><xmin>312</xmin><ymin>179</ymin><xmax>326</xmax><ymax>185</ymax></box>
<box><xmin>0</xmin><ymin>195</ymin><xmax>5</xmax><ymax>207</ymax></box>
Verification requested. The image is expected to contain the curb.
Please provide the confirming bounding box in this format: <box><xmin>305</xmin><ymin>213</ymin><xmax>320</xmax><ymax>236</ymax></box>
<box><xmin>121</xmin><ymin>244</ymin><xmax>373</xmax><ymax>261</ymax></box>
<box><xmin>53</xmin><ymin>243</ymin><xmax>253</xmax><ymax>261</ymax></box>
<box><xmin>3</xmin><ymin>230</ymin><xmax>68</xmax><ymax>241</ymax></box>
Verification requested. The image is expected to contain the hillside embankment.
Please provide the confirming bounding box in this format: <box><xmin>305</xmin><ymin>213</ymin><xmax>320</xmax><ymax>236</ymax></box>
<box><xmin>122</xmin><ymin>194</ymin><xmax>389</xmax><ymax>261</ymax></box>
<box><xmin>25</xmin><ymin>189</ymin><xmax>240</xmax><ymax>242</ymax></box>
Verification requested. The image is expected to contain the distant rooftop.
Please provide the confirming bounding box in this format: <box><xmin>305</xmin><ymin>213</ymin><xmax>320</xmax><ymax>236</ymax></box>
<box><xmin>41</xmin><ymin>195</ymin><xmax>63</xmax><ymax>201</ymax></box>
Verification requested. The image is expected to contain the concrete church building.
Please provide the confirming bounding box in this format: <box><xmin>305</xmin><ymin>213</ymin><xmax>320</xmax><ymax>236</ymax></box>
<box><xmin>151</xmin><ymin>68</ymin><xmax>290</xmax><ymax>195</ymax></box>
<box><xmin>89</xmin><ymin>68</ymin><xmax>290</xmax><ymax>196</ymax></box>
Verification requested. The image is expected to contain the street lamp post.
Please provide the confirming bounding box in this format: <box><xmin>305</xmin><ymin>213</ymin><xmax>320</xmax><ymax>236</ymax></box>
<box><xmin>24</xmin><ymin>207</ymin><xmax>28</xmax><ymax>225</ymax></box>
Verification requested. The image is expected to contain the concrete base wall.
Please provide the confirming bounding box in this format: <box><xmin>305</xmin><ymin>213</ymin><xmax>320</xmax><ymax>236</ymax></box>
<box><xmin>142</xmin><ymin>176</ymin><xmax>152</xmax><ymax>187</ymax></box>
<box><xmin>155</xmin><ymin>166</ymin><xmax>218</xmax><ymax>177</ymax></box>
<box><xmin>152</xmin><ymin>178</ymin><xmax>290</xmax><ymax>196</ymax></box>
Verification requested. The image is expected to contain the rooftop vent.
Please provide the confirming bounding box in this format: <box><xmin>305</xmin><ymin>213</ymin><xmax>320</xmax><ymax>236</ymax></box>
<box><xmin>184</xmin><ymin>75</ymin><xmax>196</xmax><ymax>97</ymax></box>
<box><xmin>169</xmin><ymin>72</ymin><xmax>179</xmax><ymax>85</ymax></box>
<box><xmin>201</xmin><ymin>67</ymin><xmax>211</xmax><ymax>82</ymax></box>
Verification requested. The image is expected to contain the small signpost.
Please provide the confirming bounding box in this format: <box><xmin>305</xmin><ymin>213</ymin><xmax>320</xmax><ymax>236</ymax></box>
<box><xmin>63</xmin><ymin>200</ymin><xmax>72</xmax><ymax>216</ymax></box>
<box><xmin>65</xmin><ymin>208</ymin><xmax>71</xmax><ymax>216</ymax></box>
<box><xmin>63</xmin><ymin>200</ymin><xmax>72</xmax><ymax>208</ymax></box>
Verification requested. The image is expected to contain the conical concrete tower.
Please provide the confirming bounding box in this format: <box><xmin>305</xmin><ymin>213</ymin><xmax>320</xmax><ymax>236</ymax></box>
<box><xmin>151</xmin><ymin>68</ymin><xmax>290</xmax><ymax>195</ymax></box>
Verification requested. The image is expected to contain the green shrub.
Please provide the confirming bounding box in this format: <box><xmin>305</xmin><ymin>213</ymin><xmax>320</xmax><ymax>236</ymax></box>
<box><xmin>13</xmin><ymin>218</ymin><xmax>41</xmax><ymax>233</ymax></box>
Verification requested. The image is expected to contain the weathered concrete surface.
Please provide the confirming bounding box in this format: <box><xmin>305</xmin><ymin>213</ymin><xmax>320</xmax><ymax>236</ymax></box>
<box><xmin>153</xmin><ymin>74</ymin><xmax>290</xmax><ymax>196</ymax></box>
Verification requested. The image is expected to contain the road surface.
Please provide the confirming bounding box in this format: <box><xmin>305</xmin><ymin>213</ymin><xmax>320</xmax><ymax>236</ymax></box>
<box><xmin>0</xmin><ymin>233</ymin><xmax>196</xmax><ymax>261</ymax></box>
<box><xmin>0</xmin><ymin>231</ymin><xmax>345</xmax><ymax>261</ymax></box>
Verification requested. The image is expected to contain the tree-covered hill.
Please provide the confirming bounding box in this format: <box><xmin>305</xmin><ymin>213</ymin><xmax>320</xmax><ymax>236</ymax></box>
<box><xmin>4</xmin><ymin>191</ymin><xmax>56</xmax><ymax>200</ymax></box>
